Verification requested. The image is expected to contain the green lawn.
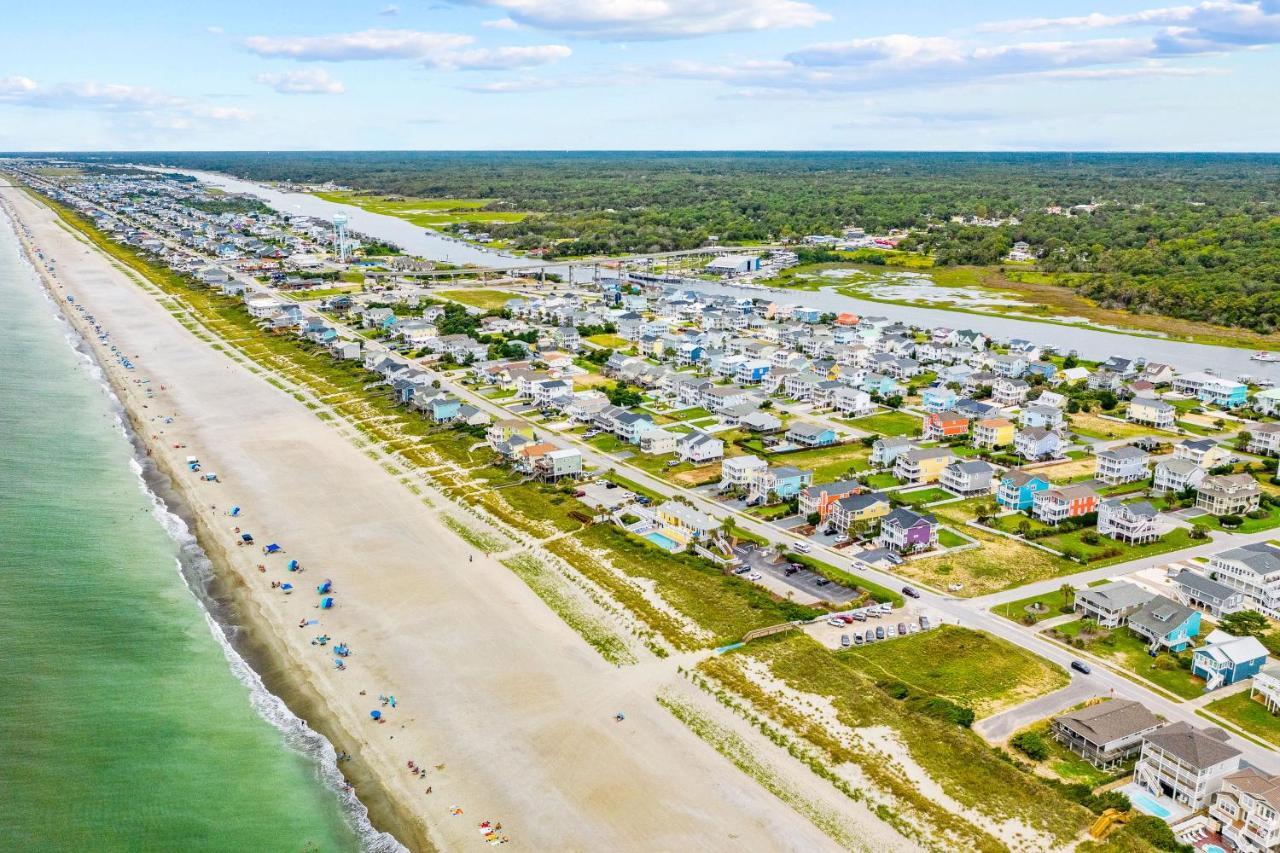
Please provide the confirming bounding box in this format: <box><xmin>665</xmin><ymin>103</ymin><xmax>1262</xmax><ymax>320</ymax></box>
<box><xmin>1038</xmin><ymin>527</ymin><xmax>1195</xmax><ymax>566</ymax></box>
<box><xmin>840</xmin><ymin>625</ymin><xmax>1070</xmax><ymax>718</ymax></box>
<box><xmin>436</xmin><ymin>288</ymin><xmax>514</xmax><ymax>310</ymax></box>
<box><xmin>1008</xmin><ymin>719</ymin><xmax>1116</xmax><ymax>787</ymax></box>
<box><xmin>993</xmin><ymin>588</ymin><xmax>1078</xmax><ymax>624</ymax></box>
<box><xmin>313</xmin><ymin>190</ymin><xmax>529</xmax><ymax>227</ymax></box>
<box><xmin>1202</xmin><ymin>502</ymin><xmax>1280</xmax><ymax>533</ymax></box>
<box><xmin>1048</xmin><ymin>619</ymin><xmax>1204</xmax><ymax>699</ymax></box>
<box><xmin>849</xmin><ymin>410</ymin><xmax>922</xmax><ymax>436</ymax></box>
<box><xmin>937</xmin><ymin>527</ymin><xmax>969</xmax><ymax>548</ymax></box>
<box><xmin>672</xmin><ymin>406</ymin><xmax>712</xmax><ymax>421</ymax></box>
<box><xmin>1204</xmin><ymin>691</ymin><xmax>1280</xmax><ymax>748</ymax></box>
<box><xmin>897</xmin><ymin>486</ymin><xmax>954</xmax><ymax>507</ymax></box>
<box><xmin>588</xmin><ymin>433</ymin><xmax>628</xmax><ymax>453</ymax></box>
<box><xmin>862</xmin><ymin>471</ymin><xmax>900</xmax><ymax>489</ymax></box>
<box><xmin>758</xmin><ymin>442</ymin><xmax>872</xmax><ymax>482</ymax></box>
<box><xmin>585</xmin><ymin>333</ymin><xmax>629</xmax><ymax>349</ymax></box>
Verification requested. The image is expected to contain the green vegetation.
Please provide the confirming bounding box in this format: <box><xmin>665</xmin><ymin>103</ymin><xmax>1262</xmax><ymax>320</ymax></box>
<box><xmin>1049</xmin><ymin>619</ymin><xmax>1204</xmax><ymax>699</ymax></box>
<box><xmin>848</xmin><ymin>410</ymin><xmax>921</xmax><ymax>436</ymax></box>
<box><xmin>841</xmin><ymin>625</ymin><xmax>1069</xmax><ymax>717</ymax></box>
<box><xmin>313</xmin><ymin>190</ymin><xmax>529</xmax><ymax>228</ymax></box>
<box><xmin>1203</xmin><ymin>691</ymin><xmax>1280</xmax><ymax>748</ymax></box>
<box><xmin>781</xmin><ymin>551</ymin><xmax>903</xmax><ymax>606</ymax></box>
<box><xmin>436</xmin><ymin>288</ymin><xmax>514</xmax><ymax>310</ymax></box>
<box><xmin>994</xmin><ymin>586</ymin><xmax>1079</xmax><ymax>625</ymax></box>
<box><xmin>501</xmin><ymin>554</ymin><xmax>635</xmax><ymax>665</ymax></box>
<box><xmin>896</xmin><ymin>487</ymin><xmax>952</xmax><ymax>507</ymax></box>
<box><xmin>1008</xmin><ymin>718</ymin><xmax>1118</xmax><ymax>787</ymax></box>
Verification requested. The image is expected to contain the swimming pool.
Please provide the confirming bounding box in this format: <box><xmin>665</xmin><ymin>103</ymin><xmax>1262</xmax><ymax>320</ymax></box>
<box><xmin>1203</xmin><ymin>845</ymin><xmax>1225</xmax><ymax>853</ymax></box>
<box><xmin>1129</xmin><ymin>790</ymin><xmax>1173</xmax><ymax>819</ymax></box>
<box><xmin>645</xmin><ymin>531</ymin><xmax>680</xmax><ymax>551</ymax></box>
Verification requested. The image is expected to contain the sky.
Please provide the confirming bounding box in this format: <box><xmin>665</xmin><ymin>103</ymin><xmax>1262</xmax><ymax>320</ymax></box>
<box><xmin>2</xmin><ymin>0</ymin><xmax>1279</xmax><ymax>151</ymax></box>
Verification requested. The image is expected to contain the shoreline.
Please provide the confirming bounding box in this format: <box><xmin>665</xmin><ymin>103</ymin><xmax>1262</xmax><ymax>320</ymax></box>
<box><xmin>0</xmin><ymin>192</ymin><xmax>430</xmax><ymax>852</ymax></box>
<box><xmin>0</xmin><ymin>184</ymin><xmax>851</xmax><ymax>852</ymax></box>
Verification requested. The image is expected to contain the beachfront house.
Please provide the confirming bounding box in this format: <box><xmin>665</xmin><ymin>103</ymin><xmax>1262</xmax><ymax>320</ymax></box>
<box><xmin>1051</xmin><ymin>699</ymin><xmax>1162</xmax><ymax>771</ymax></box>
<box><xmin>1127</xmin><ymin>595</ymin><xmax>1202</xmax><ymax>653</ymax></box>
<box><xmin>876</xmin><ymin>508</ymin><xmax>938</xmax><ymax>554</ymax></box>
<box><xmin>1075</xmin><ymin>581</ymin><xmax>1155</xmax><ymax>628</ymax></box>
<box><xmin>1032</xmin><ymin>484</ymin><xmax>1100</xmax><ymax>525</ymax></box>
<box><xmin>1210</xmin><ymin>768</ymin><xmax>1280</xmax><ymax>853</ymax></box>
<box><xmin>998</xmin><ymin>470</ymin><xmax>1051</xmax><ymax>511</ymax></box>
<box><xmin>1196</xmin><ymin>474</ymin><xmax>1262</xmax><ymax>516</ymax></box>
<box><xmin>532</xmin><ymin>448</ymin><xmax>583</xmax><ymax>482</ymax></box>
<box><xmin>1096</xmin><ymin>445</ymin><xmax>1151</xmax><ymax>485</ymax></box>
<box><xmin>1097</xmin><ymin>500</ymin><xmax>1162</xmax><ymax>544</ymax></box>
<box><xmin>1135</xmin><ymin>722</ymin><xmax>1241</xmax><ymax>810</ymax></box>
<box><xmin>719</xmin><ymin>454</ymin><xmax>768</xmax><ymax>490</ymax></box>
<box><xmin>1208</xmin><ymin>542</ymin><xmax>1280</xmax><ymax>617</ymax></box>
<box><xmin>1191</xmin><ymin>630</ymin><xmax>1270</xmax><ymax>691</ymax></box>
<box><xmin>654</xmin><ymin>501</ymin><xmax>719</xmax><ymax>548</ymax></box>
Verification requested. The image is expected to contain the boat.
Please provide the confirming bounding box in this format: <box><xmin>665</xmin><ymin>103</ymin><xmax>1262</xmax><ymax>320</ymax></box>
<box><xmin>1252</xmin><ymin>351</ymin><xmax>1279</xmax><ymax>362</ymax></box>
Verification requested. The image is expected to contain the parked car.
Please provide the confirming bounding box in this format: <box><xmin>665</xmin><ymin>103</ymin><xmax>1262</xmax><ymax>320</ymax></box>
<box><xmin>897</xmin><ymin>622</ymin><xmax>908</xmax><ymax>636</ymax></box>
<box><xmin>863</xmin><ymin>628</ymin><xmax>876</xmax><ymax>643</ymax></box>
<box><xmin>907</xmin><ymin>623</ymin><xmax>919</xmax><ymax>634</ymax></box>
<box><xmin>794</xmin><ymin>543</ymin><xmax>812</xmax><ymax>554</ymax></box>
<box><xmin>747</xmin><ymin>572</ymin><xmax>762</xmax><ymax>581</ymax></box>
<box><xmin>918</xmin><ymin>615</ymin><xmax>931</xmax><ymax>630</ymax></box>
<box><xmin>828</xmin><ymin>618</ymin><xmax>846</xmax><ymax>627</ymax></box>
<box><xmin>850</xmin><ymin>611</ymin><xmax>867</xmax><ymax>622</ymax></box>
<box><xmin>636</xmin><ymin>496</ymin><xmax>651</xmax><ymax>505</ymax></box>
<box><xmin>784</xmin><ymin>566</ymin><xmax>799</xmax><ymax>576</ymax></box>
<box><xmin>815</xmin><ymin>578</ymin><xmax>830</xmax><ymax>587</ymax></box>
<box><xmin>902</xmin><ymin>586</ymin><xmax>921</xmax><ymax>599</ymax></box>
<box><xmin>604</xmin><ymin>482</ymin><xmax>618</xmax><ymax>490</ymax></box>
<box><xmin>1071</xmin><ymin>660</ymin><xmax>1092</xmax><ymax>675</ymax></box>
<box><xmin>840</xmin><ymin>634</ymin><xmax>851</xmax><ymax>648</ymax></box>
<box><xmin>853</xmin><ymin>633</ymin><xmax>864</xmax><ymax>646</ymax></box>
<box><xmin>875</xmin><ymin>626</ymin><xmax>885</xmax><ymax>640</ymax></box>
<box><xmin>734</xmin><ymin>566</ymin><xmax>751</xmax><ymax>575</ymax></box>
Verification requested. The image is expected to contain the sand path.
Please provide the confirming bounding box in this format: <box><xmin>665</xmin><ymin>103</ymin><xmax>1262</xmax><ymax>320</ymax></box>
<box><xmin>2</xmin><ymin>186</ymin><xmax>846</xmax><ymax>851</ymax></box>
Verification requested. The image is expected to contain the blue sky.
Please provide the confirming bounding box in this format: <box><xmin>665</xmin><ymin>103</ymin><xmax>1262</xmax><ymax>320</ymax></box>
<box><xmin>3</xmin><ymin>0</ymin><xmax>1279</xmax><ymax>150</ymax></box>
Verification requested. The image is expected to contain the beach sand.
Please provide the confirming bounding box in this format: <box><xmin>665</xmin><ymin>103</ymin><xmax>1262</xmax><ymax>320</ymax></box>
<box><xmin>0</xmin><ymin>185</ymin><xmax>883</xmax><ymax>851</ymax></box>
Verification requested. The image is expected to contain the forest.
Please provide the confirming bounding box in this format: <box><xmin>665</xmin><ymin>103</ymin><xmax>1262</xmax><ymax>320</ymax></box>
<box><xmin>71</xmin><ymin>151</ymin><xmax>1280</xmax><ymax>334</ymax></box>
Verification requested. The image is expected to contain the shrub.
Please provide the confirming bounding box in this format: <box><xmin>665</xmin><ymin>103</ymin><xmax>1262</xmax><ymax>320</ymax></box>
<box><xmin>879</xmin><ymin>680</ymin><xmax>910</xmax><ymax>700</ymax></box>
<box><xmin>911</xmin><ymin>696</ymin><xmax>975</xmax><ymax>728</ymax></box>
<box><xmin>1126</xmin><ymin>814</ymin><xmax>1192</xmax><ymax>852</ymax></box>
<box><xmin>1010</xmin><ymin>730</ymin><xmax>1050</xmax><ymax>761</ymax></box>
<box><xmin>1219</xmin><ymin>514</ymin><xmax>1243</xmax><ymax>528</ymax></box>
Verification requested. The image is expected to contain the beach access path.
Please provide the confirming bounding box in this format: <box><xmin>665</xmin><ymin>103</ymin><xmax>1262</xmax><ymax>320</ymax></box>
<box><xmin>0</xmin><ymin>186</ymin><xmax>881</xmax><ymax>852</ymax></box>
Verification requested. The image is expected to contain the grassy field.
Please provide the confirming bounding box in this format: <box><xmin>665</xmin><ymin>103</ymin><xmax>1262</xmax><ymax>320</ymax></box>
<box><xmin>1036</xmin><ymin>526</ymin><xmax>1195</xmax><ymax>566</ymax></box>
<box><xmin>584</xmin><ymin>333</ymin><xmax>629</xmax><ymax>349</ymax></box>
<box><xmin>755</xmin><ymin>441</ymin><xmax>873</xmax><ymax>482</ymax></box>
<box><xmin>900</xmin><ymin>512</ymin><xmax>1078</xmax><ymax>596</ymax></box>
<box><xmin>701</xmin><ymin>635</ymin><xmax>1092</xmax><ymax>850</ymax></box>
<box><xmin>1067</xmin><ymin>411</ymin><xmax>1170</xmax><ymax>440</ymax></box>
<box><xmin>841</xmin><ymin>625</ymin><xmax>1069</xmax><ymax>717</ymax></box>
<box><xmin>937</xmin><ymin>527</ymin><xmax>969</xmax><ymax>548</ymax></box>
<box><xmin>1007</xmin><ymin>718</ymin><xmax>1116</xmax><ymax>787</ymax></box>
<box><xmin>313</xmin><ymin>190</ymin><xmax>528</xmax><ymax>227</ymax></box>
<box><xmin>1051</xmin><ymin>619</ymin><xmax>1204</xmax><ymax>699</ymax></box>
<box><xmin>896</xmin><ymin>486</ymin><xmax>953</xmax><ymax>506</ymax></box>
<box><xmin>993</xmin><ymin>588</ymin><xmax>1078</xmax><ymax>624</ymax></box>
<box><xmin>1204</xmin><ymin>691</ymin><xmax>1280</xmax><ymax>748</ymax></box>
<box><xmin>848</xmin><ymin>410</ymin><xmax>921</xmax><ymax>436</ymax></box>
<box><xmin>436</xmin><ymin>288</ymin><xmax>513</xmax><ymax>310</ymax></box>
<box><xmin>1202</xmin><ymin>501</ymin><xmax>1280</xmax><ymax>533</ymax></box>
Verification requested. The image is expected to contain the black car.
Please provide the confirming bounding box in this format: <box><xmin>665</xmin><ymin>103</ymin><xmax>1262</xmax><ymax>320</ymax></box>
<box><xmin>1071</xmin><ymin>660</ymin><xmax>1092</xmax><ymax>675</ymax></box>
<box><xmin>815</xmin><ymin>578</ymin><xmax>830</xmax><ymax>587</ymax></box>
<box><xmin>901</xmin><ymin>585</ymin><xmax>921</xmax><ymax>599</ymax></box>
<box><xmin>784</xmin><ymin>566</ymin><xmax>799</xmax><ymax>576</ymax></box>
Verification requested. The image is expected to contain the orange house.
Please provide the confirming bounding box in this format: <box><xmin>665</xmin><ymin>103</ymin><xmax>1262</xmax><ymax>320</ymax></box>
<box><xmin>924</xmin><ymin>411</ymin><xmax>970</xmax><ymax>440</ymax></box>
<box><xmin>834</xmin><ymin>312</ymin><xmax>860</xmax><ymax>326</ymax></box>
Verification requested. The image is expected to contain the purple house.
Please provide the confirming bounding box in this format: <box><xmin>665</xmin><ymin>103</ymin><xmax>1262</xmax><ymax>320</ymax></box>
<box><xmin>877</xmin><ymin>508</ymin><xmax>938</xmax><ymax>554</ymax></box>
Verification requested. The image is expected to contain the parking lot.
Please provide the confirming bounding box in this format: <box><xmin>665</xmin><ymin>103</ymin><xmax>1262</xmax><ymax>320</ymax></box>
<box><xmin>803</xmin><ymin>603</ymin><xmax>942</xmax><ymax>650</ymax></box>
<box><xmin>732</xmin><ymin>543</ymin><xmax>859</xmax><ymax>603</ymax></box>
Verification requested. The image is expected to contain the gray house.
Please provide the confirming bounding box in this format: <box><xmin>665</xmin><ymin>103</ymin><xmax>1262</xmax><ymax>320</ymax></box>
<box><xmin>1052</xmin><ymin>699</ymin><xmax>1163</xmax><ymax>770</ymax></box>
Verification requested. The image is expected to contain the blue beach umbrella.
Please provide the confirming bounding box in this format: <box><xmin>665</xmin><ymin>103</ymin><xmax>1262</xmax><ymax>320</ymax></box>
<box><xmin>370</xmin><ymin>710</ymin><xmax>382</xmax><ymax>720</ymax></box>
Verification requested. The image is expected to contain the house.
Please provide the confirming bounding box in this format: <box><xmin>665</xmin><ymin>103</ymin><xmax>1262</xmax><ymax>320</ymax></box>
<box><xmin>877</xmin><ymin>508</ymin><xmax>938</xmax><ymax>554</ymax></box>
<box><xmin>738</xmin><ymin>410</ymin><xmax>783</xmax><ymax>433</ymax></box>
<box><xmin>871</xmin><ymin>436</ymin><xmax>916</xmax><ymax>467</ymax></box>
<box><xmin>1208</xmin><ymin>542</ymin><xmax>1280</xmax><ymax>617</ymax></box>
<box><xmin>940</xmin><ymin>460</ymin><xmax>996</xmax><ymax>496</ymax></box>
<box><xmin>486</xmin><ymin>419</ymin><xmax>536</xmax><ymax>452</ymax></box>
<box><xmin>640</xmin><ymin>428</ymin><xmax>679</xmax><ymax>456</ymax></box>
<box><xmin>1097</xmin><ymin>499</ymin><xmax>1162</xmax><ymax>544</ymax></box>
<box><xmin>1051</xmin><ymin>699</ymin><xmax>1163</xmax><ymax>770</ymax></box>
<box><xmin>828</xmin><ymin>492</ymin><xmax>891</xmax><ymax>534</ymax></box>
<box><xmin>1015</xmin><ymin>427</ymin><xmax>1062</xmax><ymax>461</ymax></box>
<box><xmin>786</xmin><ymin>422</ymin><xmax>837</xmax><ymax>448</ymax></box>
<box><xmin>533</xmin><ymin>448</ymin><xmax>583</xmax><ymax>481</ymax></box>
<box><xmin>972</xmin><ymin>417</ymin><xmax>1015</xmax><ymax>449</ymax></box>
<box><xmin>1210</xmin><ymin>768</ymin><xmax>1280</xmax><ymax>853</ymax></box>
<box><xmin>426</xmin><ymin>395</ymin><xmax>462</xmax><ymax>423</ymax></box>
<box><xmin>992</xmin><ymin>378</ymin><xmax>1031</xmax><ymax>405</ymax></box>
<box><xmin>1127</xmin><ymin>595</ymin><xmax>1202</xmax><ymax>652</ymax></box>
<box><xmin>1253</xmin><ymin>662</ymin><xmax>1280</xmax><ymax>713</ymax></box>
<box><xmin>1247</xmin><ymin>423</ymin><xmax>1280</xmax><ymax>457</ymax></box>
<box><xmin>1175</xmin><ymin>438</ymin><xmax>1233</xmax><ymax>468</ymax></box>
<box><xmin>678</xmin><ymin>430</ymin><xmax>724</xmax><ymax>464</ymax></box>
<box><xmin>654</xmin><ymin>501</ymin><xmax>719</xmax><ymax>547</ymax></box>
<box><xmin>1153</xmin><ymin>458</ymin><xmax>1206</xmax><ymax>495</ymax></box>
<box><xmin>799</xmin><ymin>479</ymin><xmax>864</xmax><ymax>521</ymax></box>
<box><xmin>1173</xmin><ymin>372</ymin><xmax>1249</xmax><ymax>409</ymax></box>
<box><xmin>997</xmin><ymin>470</ymin><xmax>1051</xmax><ymax>511</ymax></box>
<box><xmin>1141</xmin><ymin>362</ymin><xmax>1179</xmax><ymax>385</ymax></box>
<box><xmin>833</xmin><ymin>386</ymin><xmax>874</xmax><ymax>417</ymax></box>
<box><xmin>894</xmin><ymin>447</ymin><xmax>957</xmax><ymax>485</ymax></box>
<box><xmin>720</xmin><ymin>454</ymin><xmax>768</xmax><ymax>490</ymax></box>
<box><xmin>614</xmin><ymin>411</ymin><xmax>656</xmax><ymax>445</ymax></box>
<box><xmin>749</xmin><ymin>465</ymin><xmax>813</xmax><ymax>503</ymax></box>
<box><xmin>1191</xmin><ymin>630</ymin><xmax>1270</xmax><ymax>690</ymax></box>
<box><xmin>1019</xmin><ymin>404</ymin><xmax>1064</xmax><ymax>431</ymax></box>
<box><xmin>1075</xmin><ymin>581</ymin><xmax>1155</xmax><ymax>628</ymax></box>
<box><xmin>1095</xmin><ymin>445</ymin><xmax>1151</xmax><ymax>485</ymax></box>
<box><xmin>923</xmin><ymin>410</ymin><xmax>970</xmax><ymax>441</ymax></box>
<box><xmin>1255</xmin><ymin>388</ymin><xmax>1280</xmax><ymax>418</ymax></box>
<box><xmin>736</xmin><ymin>358</ymin><xmax>772</xmax><ymax>384</ymax></box>
<box><xmin>1128</xmin><ymin>397</ymin><xmax>1176</xmax><ymax>430</ymax></box>
<box><xmin>1033</xmin><ymin>483</ymin><xmax>1100</xmax><ymax>524</ymax></box>
<box><xmin>1171</xmin><ymin>569</ymin><xmax>1247</xmax><ymax>619</ymax></box>
<box><xmin>921</xmin><ymin>385</ymin><xmax>959</xmax><ymax>413</ymax></box>
<box><xmin>1196</xmin><ymin>473</ymin><xmax>1262</xmax><ymax>516</ymax></box>
<box><xmin>514</xmin><ymin>441</ymin><xmax>559</xmax><ymax>475</ymax></box>
<box><xmin>1135</xmin><ymin>722</ymin><xmax>1241</xmax><ymax>810</ymax></box>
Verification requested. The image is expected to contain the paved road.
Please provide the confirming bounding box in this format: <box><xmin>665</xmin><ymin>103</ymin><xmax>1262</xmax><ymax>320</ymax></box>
<box><xmin>974</xmin><ymin>680</ymin><xmax>1102</xmax><ymax>742</ymax></box>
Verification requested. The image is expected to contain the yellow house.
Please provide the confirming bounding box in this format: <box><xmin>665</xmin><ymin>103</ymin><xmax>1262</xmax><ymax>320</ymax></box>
<box><xmin>973</xmin><ymin>417</ymin><xmax>1016</xmax><ymax>449</ymax></box>
<box><xmin>1127</xmin><ymin>397</ymin><xmax>1176</xmax><ymax>430</ymax></box>
<box><xmin>486</xmin><ymin>419</ymin><xmax>536</xmax><ymax>448</ymax></box>
<box><xmin>894</xmin><ymin>447</ymin><xmax>956</xmax><ymax>484</ymax></box>
<box><xmin>654</xmin><ymin>501</ymin><xmax>719</xmax><ymax>547</ymax></box>
<box><xmin>829</xmin><ymin>492</ymin><xmax>890</xmax><ymax>533</ymax></box>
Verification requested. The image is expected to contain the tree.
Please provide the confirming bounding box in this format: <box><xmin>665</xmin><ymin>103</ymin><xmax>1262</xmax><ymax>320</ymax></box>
<box><xmin>1220</xmin><ymin>610</ymin><xmax>1269</xmax><ymax>638</ymax></box>
<box><xmin>1059</xmin><ymin>583</ymin><xmax>1076</xmax><ymax>608</ymax></box>
<box><xmin>606</xmin><ymin>382</ymin><xmax>642</xmax><ymax>407</ymax></box>
<box><xmin>1017</xmin><ymin>519</ymin><xmax>1032</xmax><ymax>537</ymax></box>
<box><xmin>1063</xmin><ymin>354</ymin><xmax>1079</xmax><ymax>369</ymax></box>
<box><xmin>1010</xmin><ymin>731</ymin><xmax>1050</xmax><ymax>761</ymax></box>
<box><xmin>806</xmin><ymin>511</ymin><xmax>821</xmax><ymax>526</ymax></box>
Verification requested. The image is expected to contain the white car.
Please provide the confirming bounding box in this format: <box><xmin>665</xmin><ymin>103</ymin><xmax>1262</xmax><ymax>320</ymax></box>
<box><xmin>747</xmin><ymin>572</ymin><xmax>763</xmax><ymax>581</ymax></box>
<box><xmin>828</xmin><ymin>618</ymin><xmax>846</xmax><ymax>627</ymax></box>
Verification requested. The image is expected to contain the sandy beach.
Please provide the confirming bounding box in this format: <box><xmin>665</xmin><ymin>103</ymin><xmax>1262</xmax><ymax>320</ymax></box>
<box><xmin>0</xmin><ymin>186</ymin><xmax>893</xmax><ymax>851</ymax></box>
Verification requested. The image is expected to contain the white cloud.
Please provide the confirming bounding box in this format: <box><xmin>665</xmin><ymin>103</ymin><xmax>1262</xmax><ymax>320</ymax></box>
<box><xmin>207</xmin><ymin>25</ymin><xmax>225</xmax><ymax>35</ymax></box>
<box><xmin>0</xmin><ymin>77</ymin><xmax>249</xmax><ymax>129</ymax></box>
<box><xmin>379</xmin><ymin>4</ymin><xmax>400</xmax><ymax>15</ymax></box>
<box><xmin>242</xmin><ymin>28</ymin><xmax>569</xmax><ymax>69</ymax></box>
<box><xmin>254</xmin><ymin>69</ymin><xmax>346</xmax><ymax>94</ymax></box>
<box><xmin>482</xmin><ymin>17</ymin><xmax>520</xmax><ymax>29</ymax></box>
<box><xmin>454</xmin><ymin>0</ymin><xmax>828</xmax><ymax>39</ymax></box>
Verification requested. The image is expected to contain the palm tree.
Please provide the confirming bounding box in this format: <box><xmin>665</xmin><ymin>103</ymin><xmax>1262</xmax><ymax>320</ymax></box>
<box><xmin>1059</xmin><ymin>583</ymin><xmax>1075</xmax><ymax>608</ymax></box>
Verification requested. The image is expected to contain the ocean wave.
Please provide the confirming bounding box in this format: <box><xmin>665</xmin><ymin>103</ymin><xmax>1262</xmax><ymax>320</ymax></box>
<box><xmin>6</xmin><ymin>208</ymin><xmax>406</xmax><ymax>853</ymax></box>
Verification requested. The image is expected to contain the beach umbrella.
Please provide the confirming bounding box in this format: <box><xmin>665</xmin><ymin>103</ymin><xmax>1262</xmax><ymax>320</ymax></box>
<box><xmin>370</xmin><ymin>710</ymin><xmax>382</xmax><ymax>720</ymax></box>
<box><xmin>317</xmin><ymin>580</ymin><xmax>332</xmax><ymax>594</ymax></box>
<box><xmin>240</xmin><ymin>533</ymin><xmax>253</xmax><ymax>542</ymax></box>
<box><xmin>288</xmin><ymin>559</ymin><xmax>299</xmax><ymax>571</ymax></box>
<box><xmin>321</xmin><ymin>597</ymin><xmax>334</xmax><ymax>609</ymax></box>
<box><xmin>264</xmin><ymin>543</ymin><xmax>281</xmax><ymax>554</ymax></box>
<box><xmin>281</xmin><ymin>583</ymin><xmax>293</xmax><ymax>591</ymax></box>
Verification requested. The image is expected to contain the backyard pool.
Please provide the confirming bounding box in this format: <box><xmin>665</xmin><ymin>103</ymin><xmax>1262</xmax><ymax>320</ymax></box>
<box><xmin>645</xmin><ymin>531</ymin><xmax>680</xmax><ymax>552</ymax></box>
<box><xmin>1203</xmin><ymin>845</ymin><xmax>1225</xmax><ymax>853</ymax></box>
<box><xmin>1130</xmin><ymin>790</ymin><xmax>1173</xmax><ymax>819</ymax></box>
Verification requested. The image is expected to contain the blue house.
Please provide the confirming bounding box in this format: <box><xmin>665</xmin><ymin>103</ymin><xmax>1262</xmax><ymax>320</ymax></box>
<box><xmin>794</xmin><ymin>307</ymin><xmax>824</xmax><ymax>324</ymax></box>
<box><xmin>739</xmin><ymin>360</ymin><xmax>771</xmax><ymax>383</ymax></box>
<box><xmin>922</xmin><ymin>384</ymin><xmax>959</xmax><ymax>413</ymax></box>
<box><xmin>786</xmin><ymin>422</ymin><xmax>837</xmax><ymax>448</ymax></box>
<box><xmin>1191</xmin><ymin>630</ymin><xmax>1270</xmax><ymax>690</ymax></box>
<box><xmin>767</xmin><ymin>465</ymin><xmax>814</xmax><ymax>499</ymax></box>
<box><xmin>1127</xmin><ymin>596</ymin><xmax>1201</xmax><ymax>653</ymax></box>
<box><xmin>997</xmin><ymin>470</ymin><xmax>1051</xmax><ymax>510</ymax></box>
<box><xmin>429</xmin><ymin>395</ymin><xmax>462</xmax><ymax>423</ymax></box>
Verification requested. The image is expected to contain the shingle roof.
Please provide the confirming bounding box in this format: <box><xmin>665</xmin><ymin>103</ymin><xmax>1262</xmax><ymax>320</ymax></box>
<box><xmin>1143</xmin><ymin>722</ymin><xmax>1240</xmax><ymax>770</ymax></box>
<box><xmin>1055</xmin><ymin>699</ymin><xmax>1160</xmax><ymax>745</ymax></box>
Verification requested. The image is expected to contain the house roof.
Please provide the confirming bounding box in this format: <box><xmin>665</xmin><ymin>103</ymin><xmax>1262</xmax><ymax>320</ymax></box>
<box><xmin>883</xmin><ymin>507</ymin><xmax>936</xmax><ymax>529</ymax></box>
<box><xmin>1216</xmin><ymin>542</ymin><xmax>1280</xmax><ymax>577</ymax></box>
<box><xmin>1142</xmin><ymin>721</ymin><xmax>1240</xmax><ymax>770</ymax></box>
<box><xmin>1195</xmin><ymin>632</ymin><xmax>1268</xmax><ymax>666</ymax></box>
<box><xmin>1100</xmin><ymin>445</ymin><xmax>1149</xmax><ymax>460</ymax></box>
<box><xmin>801</xmin><ymin>479</ymin><xmax>862</xmax><ymax>499</ymax></box>
<box><xmin>1171</xmin><ymin>568</ymin><xmax>1236</xmax><ymax>603</ymax></box>
<box><xmin>836</xmin><ymin>492</ymin><xmax>889</xmax><ymax>512</ymax></box>
<box><xmin>1223</xmin><ymin>767</ymin><xmax>1280</xmax><ymax>811</ymax></box>
<box><xmin>1077</xmin><ymin>580</ymin><xmax>1153</xmax><ymax>613</ymax></box>
<box><xmin>1055</xmin><ymin>699</ymin><xmax>1160</xmax><ymax>745</ymax></box>
<box><xmin>1128</xmin><ymin>595</ymin><xmax>1197</xmax><ymax>639</ymax></box>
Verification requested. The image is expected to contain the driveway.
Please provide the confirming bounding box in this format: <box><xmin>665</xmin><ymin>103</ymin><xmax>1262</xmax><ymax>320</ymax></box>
<box><xmin>973</xmin><ymin>679</ymin><xmax>1101</xmax><ymax>742</ymax></box>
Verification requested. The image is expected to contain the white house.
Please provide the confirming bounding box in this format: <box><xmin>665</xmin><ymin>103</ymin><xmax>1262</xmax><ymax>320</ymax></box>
<box><xmin>1135</xmin><ymin>722</ymin><xmax>1241</xmax><ymax>810</ymax></box>
<box><xmin>1095</xmin><ymin>445</ymin><xmax>1150</xmax><ymax>485</ymax></box>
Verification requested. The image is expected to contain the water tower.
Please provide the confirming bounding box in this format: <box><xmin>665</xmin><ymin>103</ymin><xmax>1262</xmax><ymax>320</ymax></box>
<box><xmin>332</xmin><ymin>213</ymin><xmax>350</xmax><ymax>263</ymax></box>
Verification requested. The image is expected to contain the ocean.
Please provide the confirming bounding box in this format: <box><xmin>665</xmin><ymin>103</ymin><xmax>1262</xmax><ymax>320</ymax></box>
<box><xmin>0</xmin><ymin>208</ymin><xmax>387</xmax><ymax>851</ymax></box>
